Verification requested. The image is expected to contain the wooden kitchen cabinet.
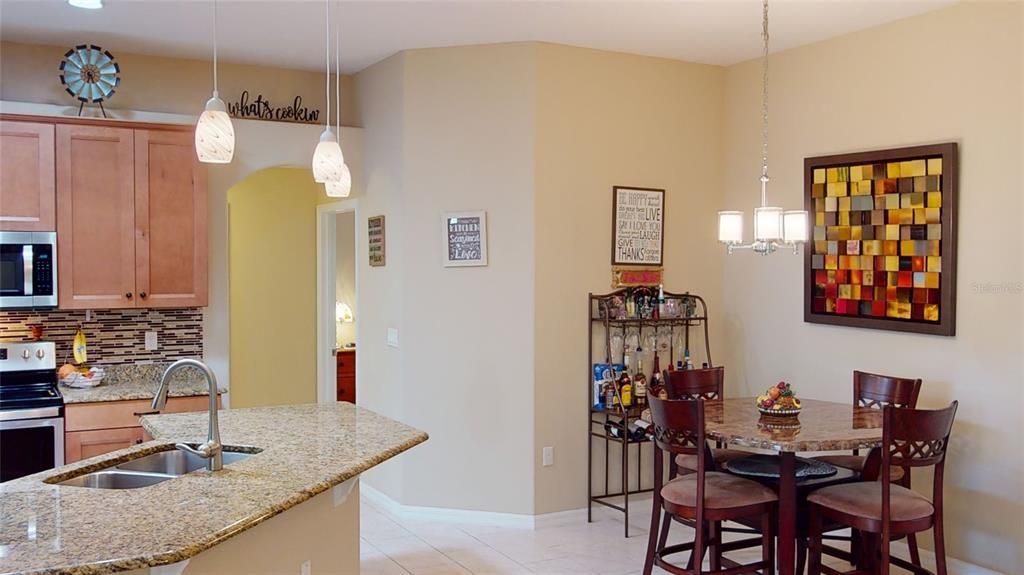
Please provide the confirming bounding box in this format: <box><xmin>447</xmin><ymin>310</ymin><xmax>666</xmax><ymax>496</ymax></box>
<box><xmin>336</xmin><ymin>349</ymin><xmax>356</xmax><ymax>403</ymax></box>
<box><xmin>56</xmin><ymin>124</ymin><xmax>137</xmax><ymax>309</ymax></box>
<box><xmin>134</xmin><ymin>130</ymin><xmax>208</xmax><ymax>307</ymax></box>
<box><xmin>65</xmin><ymin>427</ymin><xmax>146</xmax><ymax>463</ymax></box>
<box><xmin>64</xmin><ymin>394</ymin><xmax>213</xmax><ymax>464</ymax></box>
<box><xmin>53</xmin><ymin>121</ymin><xmax>207</xmax><ymax>309</ymax></box>
<box><xmin>0</xmin><ymin>120</ymin><xmax>56</xmax><ymax>231</ymax></box>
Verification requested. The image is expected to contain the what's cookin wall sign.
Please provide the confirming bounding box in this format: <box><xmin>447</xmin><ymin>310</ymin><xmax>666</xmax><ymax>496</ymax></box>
<box><xmin>227</xmin><ymin>90</ymin><xmax>321</xmax><ymax>124</ymax></box>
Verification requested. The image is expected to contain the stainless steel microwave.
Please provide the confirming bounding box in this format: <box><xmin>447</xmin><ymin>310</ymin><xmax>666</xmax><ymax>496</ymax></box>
<box><xmin>0</xmin><ymin>231</ymin><xmax>57</xmax><ymax>308</ymax></box>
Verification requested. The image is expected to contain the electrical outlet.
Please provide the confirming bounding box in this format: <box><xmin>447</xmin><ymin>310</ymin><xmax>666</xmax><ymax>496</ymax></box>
<box><xmin>300</xmin><ymin>560</ymin><xmax>311</xmax><ymax>575</ymax></box>
<box><xmin>144</xmin><ymin>331</ymin><xmax>158</xmax><ymax>351</ymax></box>
<box><xmin>542</xmin><ymin>446</ymin><xmax>554</xmax><ymax>467</ymax></box>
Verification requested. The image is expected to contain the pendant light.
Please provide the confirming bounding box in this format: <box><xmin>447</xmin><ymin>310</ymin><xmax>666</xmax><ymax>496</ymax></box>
<box><xmin>312</xmin><ymin>0</ymin><xmax>345</xmax><ymax>183</ymax></box>
<box><xmin>326</xmin><ymin>1</ymin><xmax>352</xmax><ymax>198</ymax></box>
<box><xmin>194</xmin><ymin>0</ymin><xmax>235</xmax><ymax>164</ymax></box>
<box><xmin>717</xmin><ymin>0</ymin><xmax>807</xmax><ymax>255</ymax></box>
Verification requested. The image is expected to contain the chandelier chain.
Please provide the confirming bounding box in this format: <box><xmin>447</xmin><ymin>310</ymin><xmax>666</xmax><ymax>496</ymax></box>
<box><xmin>761</xmin><ymin>0</ymin><xmax>769</xmax><ymax>179</ymax></box>
<box><xmin>324</xmin><ymin>0</ymin><xmax>331</xmax><ymax>130</ymax></box>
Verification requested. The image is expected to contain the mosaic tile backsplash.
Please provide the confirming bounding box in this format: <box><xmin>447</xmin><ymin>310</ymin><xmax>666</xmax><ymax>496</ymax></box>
<box><xmin>0</xmin><ymin>308</ymin><xmax>202</xmax><ymax>365</ymax></box>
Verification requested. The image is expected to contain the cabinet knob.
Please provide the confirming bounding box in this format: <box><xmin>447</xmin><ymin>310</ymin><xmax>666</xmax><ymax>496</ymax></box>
<box><xmin>21</xmin><ymin>350</ymin><xmax>31</xmax><ymax>360</ymax></box>
<box><xmin>126</xmin><ymin>292</ymin><xmax>133</xmax><ymax>299</ymax></box>
<box><xmin>36</xmin><ymin>349</ymin><xmax>45</xmax><ymax>359</ymax></box>
<box><xmin>140</xmin><ymin>292</ymin><xmax>147</xmax><ymax>299</ymax></box>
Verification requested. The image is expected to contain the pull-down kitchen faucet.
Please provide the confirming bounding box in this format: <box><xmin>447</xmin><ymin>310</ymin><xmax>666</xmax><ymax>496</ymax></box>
<box><xmin>152</xmin><ymin>359</ymin><xmax>223</xmax><ymax>471</ymax></box>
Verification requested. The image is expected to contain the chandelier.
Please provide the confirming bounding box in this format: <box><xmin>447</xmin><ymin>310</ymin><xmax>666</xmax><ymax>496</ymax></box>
<box><xmin>718</xmin><ymin>0</ymin><xmax>807</xmax><ymax>255</ymax></box>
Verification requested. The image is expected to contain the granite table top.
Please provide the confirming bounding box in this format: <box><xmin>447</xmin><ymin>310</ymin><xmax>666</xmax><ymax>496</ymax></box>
<box><xmin>703</xmin><ymin>398</ymin><xmax>883</xmax><ymax>453</ymax></box>
<box><xmin>0</xmin><ymin>403</ymin><xmax>428</xmax><ymax>575</ymax></box>
<box><xmin>59</xmin><ymin>363</ymin><xmax>225</xmax><ymax>404</ymax></box>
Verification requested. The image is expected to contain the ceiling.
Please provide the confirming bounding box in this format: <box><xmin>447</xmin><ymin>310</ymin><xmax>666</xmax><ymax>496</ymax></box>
<box><xmin>0</xmin><ymin>0</ymin><xmax>954</xmax><ymax>74</ymax></box>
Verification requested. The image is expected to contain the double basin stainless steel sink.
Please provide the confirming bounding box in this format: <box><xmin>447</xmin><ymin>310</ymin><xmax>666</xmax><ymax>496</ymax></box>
<box><xmin>52</xmin><ymin>448</ymin><xmax>257</xmax><ymax>490</ymax></box>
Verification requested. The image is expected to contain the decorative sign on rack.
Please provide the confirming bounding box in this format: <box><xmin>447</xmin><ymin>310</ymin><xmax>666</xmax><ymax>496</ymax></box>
<box><xmin>612</xmin><ymin>267</ymin><xmax>663</xmax><ymax>288</ymax></box>
<box><xmin>226</xmin><ymin>90</ymin><xmax>321</xmax><ymax>124</ymax></box>
<box><xmin>612</xmin><ymin>186</ymin><xmax>665</xmax><ymax>266</ymax></box>
<box><xmin>443</xmin><ymin>211</ymin><xmax>488</xmax><ymax>267</ymax></box>
<box><xmin>368</xmin><ymin>215</ymin><xmax>386</xmax><ymax>267</ymax></box>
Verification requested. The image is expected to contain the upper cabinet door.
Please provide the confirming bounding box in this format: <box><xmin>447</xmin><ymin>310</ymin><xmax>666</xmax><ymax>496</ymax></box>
<box><xmin>134</xmin><ymin>130</ymin><xmax>208</xmax><ymax>307</ymax></box>
<box><xmin>0</xmin><ymin>121</ymin><xmax>56</xmax><ymax>231</ymax></box>
<box><xmin>56</xmin><ymin>125</ymin><xmax>137</xmax><ymax>309</ymax></box>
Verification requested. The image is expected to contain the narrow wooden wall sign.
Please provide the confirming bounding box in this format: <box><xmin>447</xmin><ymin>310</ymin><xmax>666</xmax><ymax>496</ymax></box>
<box><xmin>368</xmin><ymin>215</ymin><xmax>385</xmax><ymax>267</ymax></box>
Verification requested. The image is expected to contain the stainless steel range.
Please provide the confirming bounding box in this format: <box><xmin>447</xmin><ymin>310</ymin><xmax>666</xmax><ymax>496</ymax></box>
<box><xmin>0</xmin><ymin>341</ymin><xmax>64</xmax><ymax>482</ymax></box>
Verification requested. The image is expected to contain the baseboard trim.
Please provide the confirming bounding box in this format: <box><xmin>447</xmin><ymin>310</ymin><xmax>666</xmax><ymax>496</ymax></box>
<box><xmin>360</xmin><ymin>484</ymin><xmax>588</xmax><ymax>530</ymax></box>
<box><xmin>888</xmin><ymin>541</ymin><xmax>1004</xmax><ymax>575</ymax></box>
<box><xmin>360</xmin><ymin>485</ymin><xmax>1002</xmax><ymax>574</ymax></box>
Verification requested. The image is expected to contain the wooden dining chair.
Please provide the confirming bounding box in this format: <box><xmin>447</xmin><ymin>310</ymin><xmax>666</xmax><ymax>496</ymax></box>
<box><xmin>644</xmin><ymin>395</ymin><xmax>776</xmax><ymax>575</ymax></box>
<box><xmin>815</xmin><ymin>370</ymin><xmax>922</xmax><ymax>480</ymax></box>
<box><xmin>806</xmin><ymin>402</ymin><xmax>958</xmax><ymax>575</ymax></box>
<box><xmin>812</xmin><ymin>370</ymin><xmax>923</xmax><ymax>568</ymax></box>
<box><xmin>662</xmin><ymin>367</ymin><xmax>752</xmax><ymax>474</ymax></box>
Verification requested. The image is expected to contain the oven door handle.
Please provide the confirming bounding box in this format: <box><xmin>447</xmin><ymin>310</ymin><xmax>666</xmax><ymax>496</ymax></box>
<box><xmin>0</xmin><ymin>406</ymin><xmax>62</xmax><ymax>422</ymax></box>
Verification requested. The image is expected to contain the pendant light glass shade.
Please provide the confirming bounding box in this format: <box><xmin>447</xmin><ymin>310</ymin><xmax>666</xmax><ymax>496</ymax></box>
<box><xmin>195</xmin><ymin>0</ymin><xmax>234</xmax><ymax>164</ymax></box>
<box><xmin>195</xmin><ymin>94</ymin><xmax>235</xmax><ymax>164</ymax></box>
<box><xmin>753</xmin><ymin>206</ymin><xmax>784</xmax><ymax>242</ymax></box>
<box><xmin>312</xmin><ymin>129</ymin><xmax>345</xmax><ymax>183</ymax></box>
<box><xmin>718</xmin><ymin>211</ymin><xmax>744</xmax><ymax>244</ymax></box>
<box><xmin>325</xmin><ymin>163</ymin><xmax>352</xmax><ymax>198</ymax></box>
<box><xmin>783</xmin><ymin>210</ymin><xmax>809</xmax><ymax>243</ymax></box>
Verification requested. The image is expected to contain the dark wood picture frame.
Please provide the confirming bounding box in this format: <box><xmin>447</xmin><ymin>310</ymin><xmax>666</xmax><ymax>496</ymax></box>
<box><xmin>803</xmin><ymin>143</ymin><xmax>958</xmax><ymax>336</ymax></box>
<box><xmin>611</xmin><ymin>185</ymin><xmax>665</xmax><ymax>267</ymax></box>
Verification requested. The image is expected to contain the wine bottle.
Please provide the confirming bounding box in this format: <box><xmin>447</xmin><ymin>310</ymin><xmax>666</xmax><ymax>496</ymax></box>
<box><xmin>633</xmin><ymin>355</ymin><xmax>647</xmax><ymax>408</ymax></box>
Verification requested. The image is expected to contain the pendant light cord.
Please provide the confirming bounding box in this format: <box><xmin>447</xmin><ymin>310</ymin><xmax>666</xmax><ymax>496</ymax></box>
<box><xmin>336</xmin><ymin>0</ymin><xmax>341</xmax><ymax>135</ymax></box>
<box><xmin>212</xmin><ymin>0</ymin><xmax>219</xmax><ymax>96</ymax></box>
<box><xmin>325</xmin><ymin>0</ymin><xmax>331</xmax><ymax>130</ymax></box>
<box><xmin>759</xmin><ymin>0</ymin><xmax>770</xmax><ymax>207</ymax></box>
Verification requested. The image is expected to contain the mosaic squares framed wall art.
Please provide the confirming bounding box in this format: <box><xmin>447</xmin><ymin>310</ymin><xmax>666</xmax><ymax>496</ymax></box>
<box><xmin>804</xmin><ymin>143</ymin><xmax>958</xmax><ymax>336</ymax></box>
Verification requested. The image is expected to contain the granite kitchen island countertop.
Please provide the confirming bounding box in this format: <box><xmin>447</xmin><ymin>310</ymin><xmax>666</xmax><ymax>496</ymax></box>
<box><xmin>0</xmin><ymin>403</ymin><xmax>428</xmax><ymax>575</ymax></box>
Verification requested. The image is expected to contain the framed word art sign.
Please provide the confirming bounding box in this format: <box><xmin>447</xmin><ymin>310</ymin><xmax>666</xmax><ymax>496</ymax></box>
<box><xmin>368</xmin><ymin>215</ymin><xmax>385</xmax><ymax>267</ymax></box>
<box><xmin>612</xmin><ymin>186</ymin><xmax>665</xmax><ymax>266</ymax></box>
<box><xmin>443</xmin><ymin>211</ymin><xmax>488</xmax><ymax>267</ymax></box>
<box><xmin>804</xmin><ymin>143</ymin><xmax>958</xmax><ymax>336</ymax></box>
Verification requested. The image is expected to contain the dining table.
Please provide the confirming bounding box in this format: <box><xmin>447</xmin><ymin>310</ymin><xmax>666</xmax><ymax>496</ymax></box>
<box><xmin>701</xmin><ymin>397</ymin><xmax>884</xmax><ymax>575</ymax></box>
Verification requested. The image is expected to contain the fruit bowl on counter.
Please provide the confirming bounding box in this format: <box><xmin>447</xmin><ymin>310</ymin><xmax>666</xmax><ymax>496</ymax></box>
<box><xmin>59</xmin><ymin>364</ymin><xmax>106</xmax><ymax>388</ymax></box>
<box><xmin>756</xmin><ymin>381</ymin><xmax>801</xmax><ymax>416</ymax></box>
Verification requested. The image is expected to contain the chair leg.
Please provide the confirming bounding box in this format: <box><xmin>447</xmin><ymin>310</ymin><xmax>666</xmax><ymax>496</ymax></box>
<box><xmin>762</xmin><ymin>511</ymin><xmax>776</xmax><ymax>575</ymax></box>
<box><xmin>850</xmin><ymin>529</ymin><xmax>861</xmax><ymax>567</ymax></box>
<box><xmin>658</xmin><ymin>512</ymin><xmax>672</xmax><ymax>554</ymax></box>
<box><xmin>807</xmin><ymin>506</ymin><xmax>823</xmax><ymax>575</ymax></box>
<box><xmin>709</xmin><ymin>521</ymin><xmax>722</xmax><ymax>571</ymax></box>
<box><xmin>796</xmin><ymin>538</ymin><xmax>807</xmax><ymax>575</ymax></box>
<box><xmin>880</xmin><ymin>530</ymin><xmax>891</xmax><ymax>575</ymax></box>
<box><xmin>907</xmin><ymin>532</ymin><xmax>922</xmax><ymax>567</ymax></box>
<box><xmin>693</xmin><ymin>520</ymin><xmax>705</xmax><ymax>575</ymax></box>
<box><xmin>934</xmin><ymin>519</ymin><xmax>948</xmax><ymax>575</ymax></box>
<box><xmin>643</xmin><ymin>503</ymin><xmax>660</xmax><ymax>575</ymax></box>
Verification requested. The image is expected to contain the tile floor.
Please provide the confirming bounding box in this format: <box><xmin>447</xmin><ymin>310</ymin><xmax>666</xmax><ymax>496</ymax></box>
<box><xmin>360</xmin><ymin>495</ymin><xmax>903</xmax><ymax>575</ymax></box>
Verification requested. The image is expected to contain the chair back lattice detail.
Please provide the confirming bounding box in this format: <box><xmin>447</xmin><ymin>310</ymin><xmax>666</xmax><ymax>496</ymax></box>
<box><xmin>647</xmin><ymin>395</ymin><xmax>706</xmax><ymax>458</ymax></box>
<box><xmin>882</xmin><ymin>402</ymin><xmax>958</xmax><ymax>470</ymax></box>
<box><xmin>854</xmin><ymin>370</ymin><xmax>922</xmax><ymax>410</ymax></box>
<box><xmin>663</xmin><ymin>366</ymin><xmax>724</xmax><ymax>401</ymax></box>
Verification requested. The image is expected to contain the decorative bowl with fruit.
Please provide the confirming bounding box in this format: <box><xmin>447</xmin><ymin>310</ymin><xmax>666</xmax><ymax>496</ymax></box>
<box><xmin>756</xmin><ymin>381</ymin><xmax>802</xmax><ymax>416</ymax></box>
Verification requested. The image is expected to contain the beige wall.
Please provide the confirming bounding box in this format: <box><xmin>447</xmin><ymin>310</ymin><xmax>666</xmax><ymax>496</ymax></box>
<box><xmin>335</xmin><ymin>211</ymin><xmax>357</xmax><ymax>347</ymax></box>
<box><xmin>534</xmin><ymin>44</ymin><xmax>725</xmax><ymax>513</ymax></box>
<box><xmin>0</xmin><ymin>40</ymin><xmax>357</xmax><ymax>127</ymax></box>
<box><xmin>355</xmin><ymin>45</ymin><xmax>537</xmax><ymax>514</ymax></box>
<box><xmin>721</xmin><ymin>3</ymin><xmax>1023</xmax><ymax>572</ymax></box>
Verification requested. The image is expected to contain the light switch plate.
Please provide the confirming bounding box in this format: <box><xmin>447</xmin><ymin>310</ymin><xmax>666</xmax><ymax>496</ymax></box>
<box><xmin>144</xmin><ymin>331</ymin><xmax>158</xmax><ymax>351</ymax></box>
<box><xmin>542</xmin><ymin>446</ymin><xmax>554</xmax><ymax>467</ymax></box>
<box><xmin>386</xmin><ymin>328</ymin><xmax>399</xmax><ymax>348</ymax></box>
